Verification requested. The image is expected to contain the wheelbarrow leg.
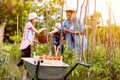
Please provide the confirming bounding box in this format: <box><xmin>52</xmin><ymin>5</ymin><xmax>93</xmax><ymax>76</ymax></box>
<box><xmin>33</xmin><ymin>60</ymin><xmax>40</xmax><ymax>80</ymax></box>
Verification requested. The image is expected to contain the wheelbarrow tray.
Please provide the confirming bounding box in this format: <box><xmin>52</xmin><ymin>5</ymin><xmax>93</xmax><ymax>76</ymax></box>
<box><xmin>22</xmin><ymin>58</ymin><xmax>69</xmax><ymax>80</ymax></box>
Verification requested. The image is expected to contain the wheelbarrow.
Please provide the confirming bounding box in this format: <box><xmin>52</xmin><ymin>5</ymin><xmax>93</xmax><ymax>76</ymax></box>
<box><xmin>22</xmin><ymin>58</ymin><xmax>90</xmax><ymax>80</ymax></box>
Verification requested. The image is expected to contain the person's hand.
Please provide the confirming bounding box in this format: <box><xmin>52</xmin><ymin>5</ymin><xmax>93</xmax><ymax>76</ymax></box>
<box><xmin>33</xmin><ymin>40</ymin><xmax>42</xmax><ymax>44</ymax></box>
<box><xmin>31</xmin><ymin>40</ymin><xmax>36</xmax><ymax>45</ymax></box>
<box><xmin>45</xmin><ymin>31</ymin><xmax>52</xmax><ymax>35</ymax></box>
<box><xmin>41</xmin><ymin>28</ymin><xmax>46</xmax><ymax>31</ymax></box>
<box><xmin>57</xmin><ymin>45</ymin><xmax>61</xmax><ymax>50</ymax></box>
<box><xmin>46</xmin><ymin>32</ymin><xmax>52</xmax><ymax>36</ymax></box>
<box><xmin>64</xmin><ymin>28</ymin><xmax>71</xmax><ymax>33</ymax></box>
<box><xmin>33</xmin><ymin>40</ymin><xmax>38</xmax><ymax>43</ymax></box>
<box><xmin>38</xmin><ymin>28</ymin><xmax>46</xmax><ymax>34</ymax></box>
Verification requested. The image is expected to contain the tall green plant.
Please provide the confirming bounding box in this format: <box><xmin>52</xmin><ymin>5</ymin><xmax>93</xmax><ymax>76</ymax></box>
<box><xmin>0</xmin><ymin>44</ymin><xmax>14</xmax><ymax>79</ymax></box>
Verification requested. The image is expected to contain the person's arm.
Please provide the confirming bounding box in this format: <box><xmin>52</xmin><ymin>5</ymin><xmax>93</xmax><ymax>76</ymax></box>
<box><xmin>70</xmin><ymin>30</ymin><xmax>84</xmax><ymax>34</ymax></box>
<box><xmin>64</xmin><ymin>29</ymin><xmax>83</xmax><ymax>34</ymax></box>
<box><xmin>38</xmin><ymin>28</ymin><xmax>46</xmax><ymax>34</ymax></box>
<box><xmin>49</xmin><ymin>27</ymin><xmax>59</xmax><ymax>35</ymax></box>
<box><xmin>30</xmin><ymin>26</ymin><xmax>46</xmax><ymax>34</ymax></box>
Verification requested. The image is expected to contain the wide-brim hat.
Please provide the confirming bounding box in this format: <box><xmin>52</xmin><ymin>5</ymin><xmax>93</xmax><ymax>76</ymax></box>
<box><xmin>64</xmin><ymin>7</ymin><xmax>76</xmax><ymax>12</ymax></box>
<box><xmin>28</xmin><ymin>12</ymin><xmax>38</xmax><ymax>20</ymax></box>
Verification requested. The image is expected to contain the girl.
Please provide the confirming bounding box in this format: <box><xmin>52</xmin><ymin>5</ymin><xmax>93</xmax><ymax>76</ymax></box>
<box><xmin>17</xmin><ymin>12</ymin><xmax>46</xmax><ymax>80</ymax></box>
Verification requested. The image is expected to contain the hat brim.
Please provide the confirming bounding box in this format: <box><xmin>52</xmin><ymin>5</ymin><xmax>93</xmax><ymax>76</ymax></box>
<box><xmin>64</xmin><ymin>9</ymin><xmax>76</xmax><ymax>12</ymax></box>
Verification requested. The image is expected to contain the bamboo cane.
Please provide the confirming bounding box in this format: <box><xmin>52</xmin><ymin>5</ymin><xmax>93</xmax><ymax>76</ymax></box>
<box><xmin>82</xmin><ymin>0</ymin><xmax>89</xmax><ymax>64</ymax></box>
<box><xmin>85</xmin><ymin>0</ymin><xmax>90</xmax><ymax>64</ymax></box>
<box><xmin>45</xmin><ymin>1</ymin><xmax>51</xmax><ymax>55</ymax></box>
<box><xmin>106</xmin><ymin>0</ymin><xmax>112</xmax><ymax>61</ymax></box>
<box><xmin>77</xmin><ymin>0</ymin><xmax>85</xmax><ymax>62</ymax></box>
<box><xmin>17</xmin><ymin>14</ymin><xmax>19</xmax><ymax>44</ymax></box>
<box><xmin>90</xmin><ymin>0</ymin><xmax>97</xmax><ymax>64</ymax></box>
<box><xmin>59</xmin><ymin>0</ymin><xmax>64</xmax><ymax>55</ymax></box>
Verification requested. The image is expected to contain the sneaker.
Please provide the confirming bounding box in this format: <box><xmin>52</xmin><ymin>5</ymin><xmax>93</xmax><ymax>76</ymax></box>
<box><xmin>17</xmin><ymin>60</ymin><xmax>24</xmax><ymax>67</ymax></box>
<box><xmin>22</xmin><ymin>76</ymin><xmax>27</xmax><ymax>80</ymax></box>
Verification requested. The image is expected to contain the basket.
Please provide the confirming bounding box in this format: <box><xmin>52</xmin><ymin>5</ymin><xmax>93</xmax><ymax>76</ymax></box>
<box><xmin>38</xmin><ymin>34</ymin><xmax>50</xmax><ymax>43</ymax></box>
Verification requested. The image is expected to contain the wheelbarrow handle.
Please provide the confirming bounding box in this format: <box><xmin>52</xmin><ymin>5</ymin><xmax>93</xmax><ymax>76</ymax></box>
<box><xmin>77</xmin><ymin>62</ymin><xmax>90</xmax><ymax>68</ymax></box>
<box><xmin>64</xmin><ymin>62</ymin><xmax>90</xmax><ymax>80</ymax></box>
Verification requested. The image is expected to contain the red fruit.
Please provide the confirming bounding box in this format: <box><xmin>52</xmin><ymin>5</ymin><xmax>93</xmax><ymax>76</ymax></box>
<box><xmin>64</xmin><ymin>29</ymin><xmax>70</xmax><ymax>33</ymax></box>
<box><xmin>39</xmin><ymin>56</ymin><xmax>43</xmax><ymax>60</ymax></box>
<box><xmin>49</xmin><ymin>56</ymin><xmax>53</xmax><ymax>60</ymax></box>
<box><xmin>53</xmin><ymin>57</ymin><xmax>57</xmax><ymax>60</ymax></box>
<box><xmin>45</xmin><ymin>56</ymin><xmax>49</xmax><ymax>60</ymax></box>
<box><xmin>54</xmin><ymin>56</ymin><xmax>60</xmax><ymax>60</ymax></box>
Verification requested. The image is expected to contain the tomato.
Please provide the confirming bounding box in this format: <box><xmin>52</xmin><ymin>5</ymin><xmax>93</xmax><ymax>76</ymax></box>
<box><xmin>45</xmin><ymin>56</ymin><xmax>50</xmax><ymax>60</ymax></box>
<box><xmin>64</xmin><ymin>29</ymin><xmax>70</xmax><ymax>33</ymax></box>
<box><xmin>39</xmin><ymin>55</ymin><xmax>61</xmax><ymax>61</ymax></box>
<box><xmin>53</xmin><ymin>56</ymin><xmax>60</xmax><ymax>60</ymax></box>
<box><xmin>56</xmin><ymin>56</ymin><xmax>60</xmax><ymax>60</ymax></box>
<box><xmin>53</xmin><ymin>57</ymin><xmax>57</xmax><ymax>60</ymax></box>
<box><xmin>39</xmin><ymin>56</ymin><xmax>43</xmax><ymax>60</ymax></box>
<box><xmin>49</xmin><ymin>56</ymin><xmax>53</xmax><ymax>60</ymax></box>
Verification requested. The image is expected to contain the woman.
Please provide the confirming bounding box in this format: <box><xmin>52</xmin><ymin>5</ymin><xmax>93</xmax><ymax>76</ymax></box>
<box><xmin>49</xmin><ymin>8</ymin><xmax>87</xmax><ymax>61</ymax></box>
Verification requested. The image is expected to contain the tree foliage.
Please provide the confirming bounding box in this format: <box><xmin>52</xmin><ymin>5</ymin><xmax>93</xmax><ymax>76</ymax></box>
<box><xmin>1</xmin><ymin>0</ymin><xmax>63</xmax><ymax>42</ymax></box>
<box><xmin>87</xmin><ymin>12</ymin><xmax>102</xmax><ymax>26</ymax></box>
<box><xmin>0</xmin><ymin>0</ymin><xmax>32</xmax><ymax>42</ymax></box>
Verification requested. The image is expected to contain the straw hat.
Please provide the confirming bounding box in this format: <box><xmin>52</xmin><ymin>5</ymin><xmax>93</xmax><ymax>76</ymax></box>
<box><xmin>64</xmin><ymin>6</ymin><xmax>76</xmax><ymax>12</ymax></box>
<box><xmin>28</xmin><ymin>12</ymin><xmax>38</xmax><ymax>20</ymax></box>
